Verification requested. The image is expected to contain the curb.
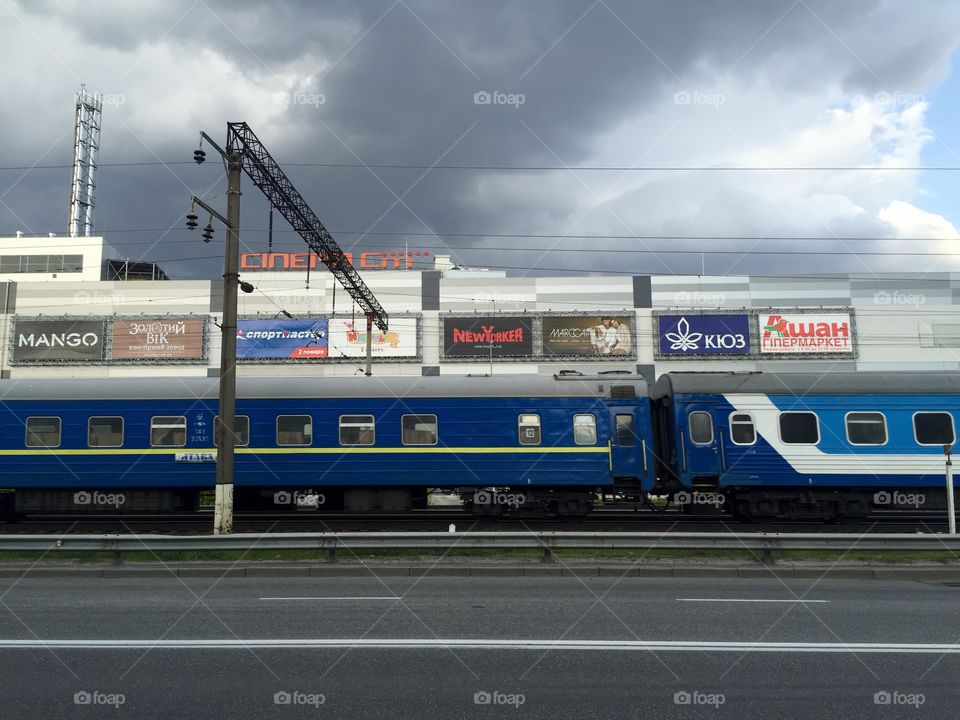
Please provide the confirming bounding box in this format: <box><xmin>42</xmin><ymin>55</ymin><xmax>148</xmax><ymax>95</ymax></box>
<box><xmin>0</xmin><ymin>564</ymin><xmax>958</xmax><ymax>581</ymax></box>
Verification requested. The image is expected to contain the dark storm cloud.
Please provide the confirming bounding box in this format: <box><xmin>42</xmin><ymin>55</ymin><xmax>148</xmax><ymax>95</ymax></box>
<box><xmin>1</xmin><ymin>0</ymin><xmax>959</xmax><ymax>279</ymax></box>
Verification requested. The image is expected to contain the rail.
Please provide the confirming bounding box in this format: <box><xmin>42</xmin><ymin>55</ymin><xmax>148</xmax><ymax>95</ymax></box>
<box><xmin>1</xmin><ymin>531</ymin><xmax>959</xmax><ymax>565</ymax></box>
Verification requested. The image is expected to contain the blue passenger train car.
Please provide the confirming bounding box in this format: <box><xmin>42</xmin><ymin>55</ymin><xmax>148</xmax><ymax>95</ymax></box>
<box><xmin>0</xmin><ymin>373</ymin><xmax>653</xmax><ymax>519</ymax></box>
<box><xmin>652</xmin><ymin>372</ymin><xmax>960</xmax><ymax>521</ymax></box>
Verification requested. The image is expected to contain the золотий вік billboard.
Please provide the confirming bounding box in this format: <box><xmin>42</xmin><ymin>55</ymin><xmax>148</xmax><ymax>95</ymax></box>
<box><xmin>109</xmin><ymin>319</ymin><xmax>204</xmax><ymax>360</ymax></box>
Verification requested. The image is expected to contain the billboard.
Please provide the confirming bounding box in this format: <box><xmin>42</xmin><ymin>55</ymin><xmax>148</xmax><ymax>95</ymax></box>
<box><xmin>327</xmin><ymin>317</ymin><xmax>418</xmax><ymax>359</ymax></box>
<box><xmin>109</xmin><ymin>319</ymin><xmax>204</xmax><ymax>360</ymax></box>
<box><xmin>657</xmin><ymin>314</ymin><xmax>750</xmax><ymax>357</ymax></box>
<box><xmin>443</xmin><ymin>316</ymin><xmax>532</xmax><ymax>358</ymax></box>
<box><xmin>759</xmin><ymin>312</ymin><xmax>854</xmax><ymax>354</ymax></box>
<box><xmin>12</xmin><ymin>319</ymin><xmax>104</xmax><ymax>362</ymax></box>
<box><xmin>542</xmin><ymin>315</ymin><xmax>635</xmax><ymax>357</ymax></box>
<box><xmin>236</xmin><ymin>318</ymin><xmax>328</xmax><ymax>359</ymax></box>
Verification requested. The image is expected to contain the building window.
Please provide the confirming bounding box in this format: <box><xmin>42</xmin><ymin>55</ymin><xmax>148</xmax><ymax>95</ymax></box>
<box><xmin>914</xmin><ymin>412</ymin><xmax>955</xmax><ymax>446</ymax></box>
<box><xmin>151</xmin><ymin>416</ymin><xmax>186</xmax><ymax>447</ymax></box>
<box><xmin>779</xmin><ymin>412</ymin><xmax>819</xmax><ymax>445</ymax></box>
<box><xmin>573</xmin><ymin>414</ymin><xmax>597</xmax><ymax>445</ymax></box>
<box><xmin>615</xmin><ymin>414</ymin><xmax>636</xmax><ymax>446</ymax></box>
<box><xmin>0</xmin><ymin>254</ymin><xmax>83</xmax><ymax>274</ymax></box>
<box><xmin>88</xmin><ymin>417</ymin><xmax>123</xmax><ymax>447</ymax></box>
<box><xmin>340</xmin><ymin>415</ymin><xmax>375</xmax><ymax>446</ymax></box>
<box><xmin>215</xmin><ymin>415</ymin><xmax>250</xmax><ymax>447</ymax></box>
<box><xmin>402</xmin><ymin>414</ymin><xmax>438</xmax><ymax>445</ymax></box>
<box><xmin>518</xmin><ymin>414</ymin><xmax>541</xmax><ymax>445</ymax></box>
<box><xmin>845</xmin><ymin>412</ymin><xmax>887</xmax><ymax>446</ymax></box>
<box><xmin>730</xmin><ymin>413</ymin><xmax>756</xmax><ymax>445</ymax></box>
<box><xmin>25</xmin><ymin>417</ymin><xmax>61</xmax><ymax>448</ymax></box>
<box><xmin>688</xmin><ymin>411</ymin><xmax>714</xmax><ymax>445</ymax></box>
<box><xmin>277</xmin><ymin>415</ymin><xmax>312</xmax><ymax>446</ymax></box>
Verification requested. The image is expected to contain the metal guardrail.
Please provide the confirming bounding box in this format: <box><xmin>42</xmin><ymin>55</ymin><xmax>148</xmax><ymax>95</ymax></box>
<box><xmin>1</xmin><ymin>531</ymin><xmax>959</xmax><ymax>564</ymax></box>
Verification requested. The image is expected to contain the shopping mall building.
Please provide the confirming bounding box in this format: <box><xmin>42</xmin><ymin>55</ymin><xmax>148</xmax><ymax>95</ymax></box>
<box><xmin>0</xmin><ymin>235</ymin><xmax>958</xmax><ymax>381</ymax></box>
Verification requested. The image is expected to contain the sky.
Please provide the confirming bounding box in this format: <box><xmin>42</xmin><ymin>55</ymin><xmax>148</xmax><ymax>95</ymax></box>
<box><xmin>1</xmin><ymin>0</ymin><xmax>959</xmax><ymax>281</ymax></box>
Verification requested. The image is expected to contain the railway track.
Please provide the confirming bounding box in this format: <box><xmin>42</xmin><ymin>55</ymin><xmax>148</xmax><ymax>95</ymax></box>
<box><xmin>2</xmin><ymin>507</ymin><xmax>955</xmax><ymax>535</ymax></box>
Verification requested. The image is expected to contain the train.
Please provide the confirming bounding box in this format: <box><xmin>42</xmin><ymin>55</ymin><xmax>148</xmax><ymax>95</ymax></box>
<box><xmin>0</xmin><ymin>370</ymin><xmax>957</xmax><ymax>523</ymax></box>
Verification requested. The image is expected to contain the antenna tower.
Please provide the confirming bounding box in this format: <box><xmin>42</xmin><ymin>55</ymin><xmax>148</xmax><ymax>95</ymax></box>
<box><xmin>68</xmin><ymin>86</ymin><xmax>102</xmax><ymax>237</ymax></box>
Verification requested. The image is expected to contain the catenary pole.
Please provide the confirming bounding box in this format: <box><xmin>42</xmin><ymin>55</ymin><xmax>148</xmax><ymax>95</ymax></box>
<box><xmin>213</xmin><ymin>151</ymin><xmax>242</xmax><ymax>535</ymax></box>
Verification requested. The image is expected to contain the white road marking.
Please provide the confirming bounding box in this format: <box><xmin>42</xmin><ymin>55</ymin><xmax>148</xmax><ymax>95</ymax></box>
<box><xmin>259</xmin><ymin>597</ymin><xmax>400</xmax><ymax>601</ymax></box>
<box><xmin>0</xmin><ymin>639</ymin><xmax>955</xmax><ymax>653</ymax></box>
<box><xmin>677</xmin><ymin>598</ymin><xmax>830</xmax><ymax>603</ymax></box>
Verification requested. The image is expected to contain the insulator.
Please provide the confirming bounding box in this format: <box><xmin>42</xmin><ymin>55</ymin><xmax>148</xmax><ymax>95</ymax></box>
<box><xmin>185</xmin><ymin>212</ymin><xmax>198</xmax><ymax>230</ymax></box>
<box><xmin>202</xmin><ymin>223</ymin><xmax>214</xmax><ymax>242</ymax></box>
<box><xmin>239</xmin><ymin>281</ymin><xmax>255</xmax><ymax>294</ymax></box>
<box><xmin>193</xmin><ymin>149</ymin><xmax>206</xmax><ymax>164</ymax></box>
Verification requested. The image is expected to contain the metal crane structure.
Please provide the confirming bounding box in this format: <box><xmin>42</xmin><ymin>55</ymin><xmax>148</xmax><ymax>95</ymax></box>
<box><xmin>191</xmin><ymin>121</ymin><xmax>388</xmax><ymax>534</ymax></box>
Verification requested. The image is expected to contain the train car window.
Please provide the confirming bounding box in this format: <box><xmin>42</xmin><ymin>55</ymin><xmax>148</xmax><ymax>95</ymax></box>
<box><xmin>779</xmin><ymin>412</ymin><xmax>819</xmax><ymax>444</ymax></box>
<box><xmin>518</xmin><ymin>414</ymin><xmax>541</xmax><ymax>445</ymax></box>
<box><xmin>88</xmin><ymin>417</ymin><xmax>123</xmax><ymax>448</ymax></box>
<box><xmin>845</xmin><ymin>412</ymin><xmax>887</xmax><ymax>445</ymax></box>
<box><xmin>615</xmin><ymin>414</ymin><xmax>636</xmax><ymax>446</ymax></box>
<box><xmin>25</xmin><ymin>417</ymin><xmax>61</xmax><ymax>448</ymax></box>
<box><xmin>277</xmin><ymin>415</ymin><xmax>312</xmax><ymax>446</ymax></box>
<box><xmin>688</xmin><ymin>411</ymin><xmax>714</xmax><ymax>445</ymax></box>
<box><xmin>340</xmin><ymin>415</ymin><xmax>375</xmax><ymax>446</ymax></box>
<box><xmin>214</xmin><ymin>415</ymin><xmax>250</xmax><ymax>447</ymax></box>
<box><xmin>402</xmin><ymin>414</ymin><xmax>438</xmax><ymax>445</ymax></box>
<box><xmin>913</xmin><ymin>412</ymin><xmax>956</xmax><ymax>445</ymax></box>
<box><xmin>573</xmin><ymin>414</ymin><xmax>597</xmax><ymax>445</ymax></box>
<box><xmin>150</xmin><ymin>416</ymin><xmax>186</xmax><ymax>447</ymax></box>
<box><xmin>729</xmin><ymin>413</ymin><xmax>756</xmax><ymax>445</ymax></box>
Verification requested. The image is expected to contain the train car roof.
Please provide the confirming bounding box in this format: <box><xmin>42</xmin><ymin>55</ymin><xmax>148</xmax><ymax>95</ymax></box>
<box><xmin>651</xmin><ymin>371</ymin><xmax>960</xmax><ymax>398</ymax></box>
<box><xmin>0</xmin><ymin>373</ymin><xmax>648</xmax><ymax>401</ymax></box>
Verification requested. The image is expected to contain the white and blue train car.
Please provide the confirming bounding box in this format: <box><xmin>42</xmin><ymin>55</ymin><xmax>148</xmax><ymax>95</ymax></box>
<box><xmin>0</xmin><ymin>373</ymin><xmax>654</xmax><ymax>519</ymax></box>
<box><xmin>652</xmin><ymin>372</ymin><xmax>960</xmax><ymax>522</ymax></box>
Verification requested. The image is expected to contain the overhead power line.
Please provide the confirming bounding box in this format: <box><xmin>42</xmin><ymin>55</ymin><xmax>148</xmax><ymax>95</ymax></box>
<box><xmin>2</xmin><ymin>162</ymin><xmax>960</xmax><ymax>172</ymax></box>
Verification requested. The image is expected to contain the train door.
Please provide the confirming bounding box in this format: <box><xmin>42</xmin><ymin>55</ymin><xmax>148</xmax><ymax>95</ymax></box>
<box><xmin>609</xmin><ymin>408</ymin><xmax>644</xmax><ymax>481</ymax></box>
<box><xmin>680</xmin><ymin>405</ymin><xmax>720</xmax><ymax>480</ymax></box>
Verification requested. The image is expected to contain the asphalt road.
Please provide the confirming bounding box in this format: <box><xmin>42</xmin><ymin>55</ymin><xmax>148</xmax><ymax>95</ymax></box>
<box><xmin>0</xmin><ymin>573</ymin><xmax>957</xmax><ymax>718</ymax></box>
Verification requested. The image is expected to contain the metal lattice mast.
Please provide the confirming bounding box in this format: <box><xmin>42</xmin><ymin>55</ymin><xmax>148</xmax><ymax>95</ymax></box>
<box><xmin>68</xmin><ymin>87</ymin><xmax>103</xmax><ymax>237</ymax></box>
<box><xmin>224</xmin><ymin>122</ymin><xmax>388</xmax><ymax>332</ymax></box>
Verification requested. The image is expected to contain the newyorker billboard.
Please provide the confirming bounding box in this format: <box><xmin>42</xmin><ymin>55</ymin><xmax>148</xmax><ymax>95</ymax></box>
<box><xmin>759</xmin><ymin>312</ymin><xmax>854</xmax><ymax>354</ymax></box>
<box><xmin>542</xmin><ymin>315</ymin><xmax>635</xmax><ymax>357</ymax></box>
<box><xmin>327</xmin><ymin>317</ymin><xmax>419</xmax><ymax>359</ymax></box>
<box><xmin>236</xmin><ymin>318</ymin><xmax>328</xmax><ymax>360</ymax></box>
<box><xmin>657</xmin><ymin>315</ymin><xmax>751</xmax><ymax>357</ymax></box>
<box><xmin>12</xmin><ymin>319</ymin><xmax>104</xmax><ymax>363</ymax></box>
<box><xmin>443</xmin><ymin>316</ymin><xmax>532</xmax><ymax>358</ymax></box>
<box><xmin>109</xmin><ymin>319</ymin><xmax>204</xmax><ymax>360</ymax></box>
